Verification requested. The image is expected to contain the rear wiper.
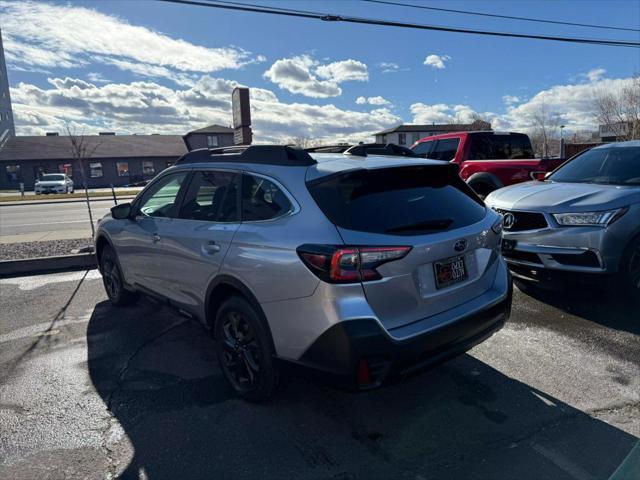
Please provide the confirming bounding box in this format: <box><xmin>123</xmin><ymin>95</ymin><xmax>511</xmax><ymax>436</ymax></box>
<box><xmin>385</xmin><ymin>218</ymin><xmax>453</xmax><ymax>233</ymax></box>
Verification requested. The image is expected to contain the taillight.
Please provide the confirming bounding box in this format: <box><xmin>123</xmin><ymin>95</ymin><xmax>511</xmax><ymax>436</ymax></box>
<box><xmin>297</xmin><ymin>244</ymin><xmax>411</xmax><ymax>283</ymax></box>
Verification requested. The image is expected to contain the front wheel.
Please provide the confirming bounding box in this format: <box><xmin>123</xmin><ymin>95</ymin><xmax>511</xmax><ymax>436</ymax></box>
<box><xmin>620</xmin><ymin>237</ymin><xmax>640</xmax><ymax>302</ymax></box>
<box><xmin>100</xmin><ymin>245</ymin><xmax>137</xmax><ymax>306</ymax></box>
<box><xmin>214</xmin><ymin>296</ymin><xmax>278</xmax><ymax>402</ymax></box>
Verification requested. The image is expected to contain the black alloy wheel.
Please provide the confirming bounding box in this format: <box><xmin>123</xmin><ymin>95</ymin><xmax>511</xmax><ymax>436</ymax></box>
<box><xmin>100</xmin><ymin>246</ymin><xmax>137</xmax><ymax>306</ymax></box>
<box><xmin>219</xmin><ymin>311</ymin><xmax>261</xmax><ymax>392</ymax></box>
<box><xmin>215</xmin><ymin>296</ymin><xmax>277</xmax><ymax>402</ymax></box>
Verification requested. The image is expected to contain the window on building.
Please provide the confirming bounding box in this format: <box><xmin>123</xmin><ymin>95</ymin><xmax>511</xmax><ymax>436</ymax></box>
<box><xmin>411</xmin><ymin>133</ymin><xmax>421</xmax><ymax>144</ymax></box>
<box><xmin>90</xmin><ymin>162</ymin><xmax>103</xmax><ymax>178</ymax></box>
<box><xmin>207</xmin><ymin>135</ymin><xmax>219</xmax><ymax>147</ymax></box>
<box><xmin>5</xmin><ymin>165</ymin><xmax>21</xmax><ymax>182</ymax></box>
<box><xmin>116</xmin><ymin>162</ymin><xmax>129</xmax><ymax>177</ymax></box>
<box><xmin>179</xmin><ymin>171</ymin><xmax>239</xmax><ymax>222</ymax></box>
<box><xmin>429</xmin><ymin>138</ymin><xmax>460</xmax><ymax>161</ymax></box>
<box><xmin>142</xmin><ymin>161</ymin><xmax>155</xmax><ymax>176</ymax></box>
<box><xmin>58</xmin><ymin>164</ymin><xmax>73</xmax><ymax>177</ymax></box>
<box><xmin>242</xmin><ymin>175</ymin><xmax>292</xmax><ymax>221</ymax></box>
<box><xmin>398</xmin><ymin>133</ymin><xmax>407</xmax><ymax>145</ymax></box>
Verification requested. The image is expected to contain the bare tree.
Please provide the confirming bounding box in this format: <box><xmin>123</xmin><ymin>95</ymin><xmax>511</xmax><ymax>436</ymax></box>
<box><xmin>66</xmin><ymin>124</ymin><xmax>101</xmax><ymax>238</ymax></box>
<box><xmin>284</xmin><ymin>136</ymin><xmax>323</xmax><ymax>148</ymax></box>
<box><xmin>594</xmin><ymin>74</ymin><xmax>640</xmax><ymax>141</ymax></box>
<box><xmin>530</xmin><ymin>101</ymin><xmax>562</xmax><ymax>158</ymax></box>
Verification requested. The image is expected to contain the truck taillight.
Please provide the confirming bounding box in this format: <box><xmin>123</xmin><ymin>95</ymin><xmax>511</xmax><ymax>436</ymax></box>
<box><xmin>297</xmin><ymin>245</ymin><xmax>411</xmax><ymax>283</ymax></box>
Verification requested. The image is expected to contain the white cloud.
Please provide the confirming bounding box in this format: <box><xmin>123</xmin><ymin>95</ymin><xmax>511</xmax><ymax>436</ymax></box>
<box><xmin>423</xmin><ymin>54</ymin><xmax>451</xmax><ymax>70</ymax></box>
<box><xmin>87</xmin><ymin>72</ymin><xmax>109</xmax><ymax>84</ymax></box>
<box><xmin>411</xmin><ymin>74</ymin><xmax>636</xmax><ymax>134</ymax></box>
<box><xmin>0</xmin><ymin>1</ymin><xmax>264</xmax><ymax>85</ymax></box>
<box><xmin>584</xmin><ymin>68</ymin><xmax>606</xmax><ymax>83</ymax></box>
<box><xmin>502</xmin><ymin>95</ymin><xmax>521</xmax><ymax>105</ymax></box>
<box><xmin>377</xmin><ymin>62</ymin><xmax>401</xmax><ymax>74</ymax></box>
<box><xmin>356</xmin><ymin>96</ymin><xmax>391</xmax><ymax>106</ymax></box>
<box><xmin>263</xmin><ymin>55</ymin><xmax>368</xmax><ymax>98</ymax></box>
<box><xmin>316</xmin><ymin>59</ymin><xmax>369</xmax><ymax>83</ymax></box>
<box><xmin>10</xmin><ymin>75</ymin><xmax>400</xmax><ymax>143</ymax></box>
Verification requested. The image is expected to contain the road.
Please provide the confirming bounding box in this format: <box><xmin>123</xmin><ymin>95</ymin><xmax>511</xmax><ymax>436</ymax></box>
<box><xmin>0</xmin><ymin>200</ymin><xmax>114</xmax><ymax>237</ymax></box>
<box><xmin>0</xmin><ymin>272</ymin><xmax>638</xmax><ymax>479</ymax></box>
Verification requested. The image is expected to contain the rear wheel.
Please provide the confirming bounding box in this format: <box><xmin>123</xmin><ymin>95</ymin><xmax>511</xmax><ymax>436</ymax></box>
<box><xmin>214</xmin><ymin>296</ymin><xmax>277</xmax><ymax>402</ymax></box>
<box><xmin>100</xmin><ymin>245</ymin><xmax>137</xmax><ymax>306</ymax></box>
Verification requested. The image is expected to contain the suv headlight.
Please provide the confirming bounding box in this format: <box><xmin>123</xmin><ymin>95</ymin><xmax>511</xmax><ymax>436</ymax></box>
<box><xmin>553</xmin><ymin>208</ymin><xmax>627</xmax><ymax>226</ymax></box>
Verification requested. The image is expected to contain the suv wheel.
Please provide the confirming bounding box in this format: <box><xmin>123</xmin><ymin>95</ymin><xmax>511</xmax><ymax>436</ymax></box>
<box><xmin>214</xmin><ymin>296</ymin><xmax>277</xmax><ymax>402</ymax></box>
<box><xmin>101</xmin><ymin>245</ymin><xmax>137</xmax><ymax>306</ymax></box>
<box><xmin>621</xmin><ymin>236</ymin><xmax>640</xmax><ymax>302</ymax></box>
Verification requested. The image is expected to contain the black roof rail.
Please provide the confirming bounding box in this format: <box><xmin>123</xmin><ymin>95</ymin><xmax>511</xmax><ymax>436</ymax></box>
<box><xmin>175</xmin><ymin>145</ymin><xmax>316</xmax><ymax>166</ymax></box>
<box><xmin>344</xmin><ymin>143</ymin><xmax>419</xmax><ymax>158</ymax></box>
<box><xmin>304</xmin><ymin>144</ymin><xmax>352</xmax><ymax>153</ymax></box>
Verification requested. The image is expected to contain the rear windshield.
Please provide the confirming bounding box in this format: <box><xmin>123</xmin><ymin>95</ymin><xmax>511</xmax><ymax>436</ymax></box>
<box><xmin>307</xmin><ymin>165</ymin><xmax>486</xmax><ymax>235</ymax></box>
<box><xmin>468</xmin><ymin>133</ymin><xmax>534</xmax><ymax>160</ymax></box>
<box><xmin>549</xmin><ymin>146</ymin><xmax>640</xmax><ymax>186</ymax></box>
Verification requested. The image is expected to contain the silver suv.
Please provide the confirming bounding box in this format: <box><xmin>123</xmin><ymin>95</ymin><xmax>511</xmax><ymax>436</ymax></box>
<box><xmin>95</xmin><ymin>145</ymin><xmax>511</xmax><ymax>401</ymax></box>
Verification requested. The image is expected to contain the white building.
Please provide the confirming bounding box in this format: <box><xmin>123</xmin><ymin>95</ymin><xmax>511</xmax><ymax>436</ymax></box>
<box><xmin>374</xmin><ymin>121</ymin><xmax>491</xmax><ymax>146</ymax></box>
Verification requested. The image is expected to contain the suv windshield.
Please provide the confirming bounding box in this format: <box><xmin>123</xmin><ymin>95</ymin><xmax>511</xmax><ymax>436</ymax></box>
<box><xmin>307</xmin><ymin>165</ymin><xmax>485</xmax><ymax>235</ymax></box>
<box><xmin>549</xmin><ymin>146</ymin><xmax>640</xmax><ymax>186</ymax></box>
<box><xmin>41</xmin><ymin>174</ymin><xmax>65</xmax><ymax>181</ymax></box>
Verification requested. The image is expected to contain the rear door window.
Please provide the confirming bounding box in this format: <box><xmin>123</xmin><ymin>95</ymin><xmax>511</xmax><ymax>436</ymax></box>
<box><xmin>412</xmin><ymin>140</ymin><xmax>435</xmax><ymax>157</ymax></box>
<box><xmin>179</xmin><ymin>170</ymin><xmax>240</xmax><ymax>222</ymax></box>
<box><xmin>241</xmin><ymin>174</ymin><xmax>292</xmax><ymax>221</ymax></box>
<box><xmin>469</xmin><ymin>133</ymin><xmax>534</xmax><ymax>160</ymax></box>
<box><xmin>429</xmin><ymin>139</ymin><xmax>460</xmax><ymax>161</ymax></box>
<box><xmin>307</xmin><ymin>166</ymin><xmax>485</xmax><ymax>235</ymax></box>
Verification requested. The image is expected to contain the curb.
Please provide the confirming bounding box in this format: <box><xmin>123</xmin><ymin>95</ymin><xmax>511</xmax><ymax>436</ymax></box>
<box><xmin>0</xmin><ymin>196</ymin><xmax>136</xmax><ymax>207</ymax></box>
<box><xmin>0</xmin><ymin>253</ymin><xmax>98</xmax><ymax>278</ymax></box>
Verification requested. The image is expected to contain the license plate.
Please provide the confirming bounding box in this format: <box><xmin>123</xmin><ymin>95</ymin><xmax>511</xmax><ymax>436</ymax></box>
<box><xmin>502</xmin><ymin>239</ymin><xmax>517</xmax><ymax>252</ymax></box>
<box><xmin>434</xmin><ymin>255</ymin><xmax>467</xmax><ymax>289</ymax></box>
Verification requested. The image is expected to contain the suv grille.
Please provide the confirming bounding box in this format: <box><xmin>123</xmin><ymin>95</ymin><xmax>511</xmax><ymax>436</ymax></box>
<box><xmin>495</xmin><ymin>209</ymin><xmax>548</xmax><ymax>232</ymax></box>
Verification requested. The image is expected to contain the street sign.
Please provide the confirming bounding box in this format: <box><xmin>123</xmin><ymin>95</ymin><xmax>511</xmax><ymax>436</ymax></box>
<box><xmin>232</xmin><ymin>87</ymin><xmax>252</xmax><ymax>145</ymax></box>
<box><xmin>234</xmin><ymin>126</ymin><xmax>253</xmax><ymax>146</ymax></box>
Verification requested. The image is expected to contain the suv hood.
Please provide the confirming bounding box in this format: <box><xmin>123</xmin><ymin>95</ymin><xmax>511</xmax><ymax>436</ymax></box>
<box><xmin>486</xmin><ymin>181</ymin><xmax>640</xmax><ymax>213</ymax></box>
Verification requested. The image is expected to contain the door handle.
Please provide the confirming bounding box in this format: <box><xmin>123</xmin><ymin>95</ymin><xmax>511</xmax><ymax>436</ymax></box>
<box><xmin>202</xmin><ymin>241</ymin><xmax>221</xmax><ymax>254</ymax></box>
<box><xmin>152</xmin><ymin>233</ymin><xmax>161</xmax><ymax>243</ymax></box>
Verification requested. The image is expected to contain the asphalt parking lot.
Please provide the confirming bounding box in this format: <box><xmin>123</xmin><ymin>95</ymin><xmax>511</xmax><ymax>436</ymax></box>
<box><xmin>0</xmin><ymin>270</ymin><xmax>638</xmax><ymax>480</ymax></box>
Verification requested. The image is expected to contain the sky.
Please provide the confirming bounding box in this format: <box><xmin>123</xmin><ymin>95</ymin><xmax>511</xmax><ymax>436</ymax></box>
<box><xmin>1</xmin><ymin>0</ymin><xmax>639</xmax><ymax>143</ymax></box>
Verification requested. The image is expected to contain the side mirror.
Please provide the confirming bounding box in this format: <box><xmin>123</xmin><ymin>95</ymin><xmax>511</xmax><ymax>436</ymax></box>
<box><xmin>111</xmin><ymin>202</ymin><xmax>132</xmax><ymax>220</ymax></box>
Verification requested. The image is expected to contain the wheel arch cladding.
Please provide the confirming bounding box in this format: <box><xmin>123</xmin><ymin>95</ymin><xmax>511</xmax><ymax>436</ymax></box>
<box><xmin>206</xmin><ymin>275</ymin><xmax>276</xmax><ymax>350</ymax></box>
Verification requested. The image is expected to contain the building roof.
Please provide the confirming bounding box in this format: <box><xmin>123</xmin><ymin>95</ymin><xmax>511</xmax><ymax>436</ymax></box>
<box><xmin>0</xmin><ymin>135</ymin><xmax>187</xmax><ymax>161</ymax></box>
<box><xmin>186</xmin><ymin>124</ymin><xmax>234</xmax><ymax>135</ymax></box>
<box><xmin>374</xmin><ymin>123</ymin><xmax>487</xmax><ymax>136</ymax></box>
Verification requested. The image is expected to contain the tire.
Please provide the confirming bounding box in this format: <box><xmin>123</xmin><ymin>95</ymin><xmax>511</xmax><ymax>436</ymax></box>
<box><xmin>469</xmin><ymin>182</ymin><xmax>495</xmax><ymax>200</ymax></box>
<box><xmin>100</xmin><ymin>245</ymin><xmax>137</xmax><ymax>306</ymax></box>
<box><xmin>619</xmin><ymin>236</ymin><xmax>640</xmax><ymax>302</ymax></box>
<box><xmin>214</xmin><ymin>296</ymin><xmax>278</xmax><ymax>402</ymax></box>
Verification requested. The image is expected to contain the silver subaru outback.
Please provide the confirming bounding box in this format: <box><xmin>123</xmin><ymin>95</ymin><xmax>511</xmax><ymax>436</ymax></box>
<box><xmin>95</xmin><ymin>145</ymin><xmax>511</xmax><ymax>401</ymax></box>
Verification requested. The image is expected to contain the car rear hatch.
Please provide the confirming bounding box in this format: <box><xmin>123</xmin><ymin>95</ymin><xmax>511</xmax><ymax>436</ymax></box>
<box><xmin>306</xmin><ymin>163</ymin><xmax>502</xmax><ymax>334</ymax></box>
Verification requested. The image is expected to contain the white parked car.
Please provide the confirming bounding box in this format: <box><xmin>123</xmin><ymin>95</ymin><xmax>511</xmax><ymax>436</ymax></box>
<box><xmin>34</xmin><ymin>174</ymin><xmax>74</xmax><ymax>195</ymax></box>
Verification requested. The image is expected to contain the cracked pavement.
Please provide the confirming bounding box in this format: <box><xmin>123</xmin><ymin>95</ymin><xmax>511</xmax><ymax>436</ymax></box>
<box><xmin>0</xmin><ymin>270</ymin><xmax>638</xmax><ymax>479</ymax></box>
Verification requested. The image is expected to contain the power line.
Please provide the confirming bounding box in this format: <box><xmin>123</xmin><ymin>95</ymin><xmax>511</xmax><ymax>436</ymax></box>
<box><xmin>157</xmin><ymin>0</ymin><xmax>640</xmax><ymax>48</ymax></box>
<box><xmin>361</xmin><ymin>0</ymin><xmax>640</xmax><ymax>33</ymax></box>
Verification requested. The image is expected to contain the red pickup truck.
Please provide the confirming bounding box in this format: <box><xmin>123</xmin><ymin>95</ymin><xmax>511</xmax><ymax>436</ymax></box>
<box><xmin>411</xmin><ymin>131</ymin><xmax>564</xmax><ymax>197</ymax></box>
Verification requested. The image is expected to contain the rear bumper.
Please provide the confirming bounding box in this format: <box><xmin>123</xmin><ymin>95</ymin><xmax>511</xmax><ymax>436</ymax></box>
<box><xmin>277</xmin><ymin>278</ymin><xmax>512</xmax><ymax>390</ymax></box>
